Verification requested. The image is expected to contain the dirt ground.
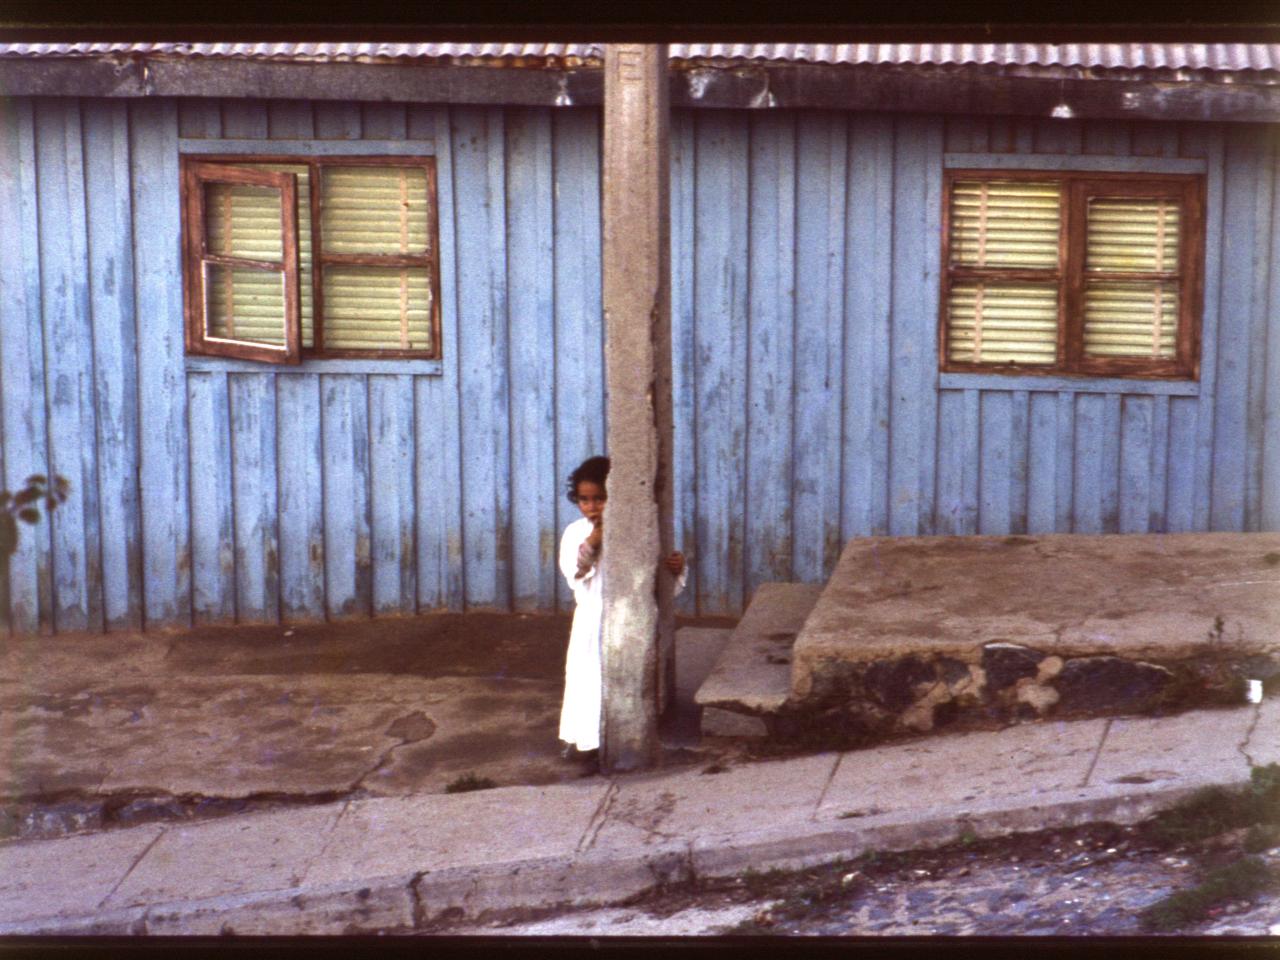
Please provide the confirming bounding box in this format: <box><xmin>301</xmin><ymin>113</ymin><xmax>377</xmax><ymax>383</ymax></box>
<box><xmin>0</xmin><ymin>611</ymin><xmax>732</xmax><ymax>842</ymax></box>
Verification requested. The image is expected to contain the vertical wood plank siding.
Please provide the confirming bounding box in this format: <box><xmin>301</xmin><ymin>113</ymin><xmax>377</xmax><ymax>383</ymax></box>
<box><xmin>2</xmin><ymin>98</ymin><xmax>1278</xmax><ymax>632</ymax></box>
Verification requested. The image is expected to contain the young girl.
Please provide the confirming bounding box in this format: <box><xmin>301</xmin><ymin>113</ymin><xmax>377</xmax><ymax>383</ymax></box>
<box><xmin>558</xmin><ymin>455</ymin><xmax>686</xmax><ymax>759</ymax></box>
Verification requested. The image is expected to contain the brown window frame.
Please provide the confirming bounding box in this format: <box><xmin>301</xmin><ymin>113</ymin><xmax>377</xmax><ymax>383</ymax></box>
<box><xmin>182</xmin><ymin>154</ymin><xmax>443</xmax><ymax>363</ymax></box>
<box><xmin>182</xmin><ymin>161</ymin><xmax>302</xmax><ymax>364</ymax></box>
<box><xmin>939</xmin><ymin>169</ymin><xmax>1205</xmax><ymax>381</ymax></box>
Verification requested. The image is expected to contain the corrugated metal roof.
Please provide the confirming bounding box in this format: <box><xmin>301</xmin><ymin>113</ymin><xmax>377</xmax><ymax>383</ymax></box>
<box><xmin>2</xmin><ymin>42</ymin><xmax>1279</xmax><ymax>73</ymax></box>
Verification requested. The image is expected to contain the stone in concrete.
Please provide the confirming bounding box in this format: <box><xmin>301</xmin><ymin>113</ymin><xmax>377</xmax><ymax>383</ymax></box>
<box><xmin>586</xmin><ymin>753</ymin><xmax>838</xmax><ymax>851</ymax></box>
<box><xmin>696</xmin><ymin>583</ymin><xmax>821</xmax><ymax>714</ymax></box>
<box><xmin>304</xmin><ymin>781</ymin><xmax>610</xmax><ymax>889</ymax></box>
<box><xmin>1054</xmin><ymin>657</ymin><xmax>1174</xmax><ymax>715</ymax></box>
<box><xmin>103</xmin><ymin>805</ymin><xmax>343</xmax><ymax>909</ymax></box>
<box><xmin>981</xmin><ymin>643</ymin><xmax>1045</xmax><ymax>692</ymax></box>
<box><xmin>1088</xmin><ymin>706</ymin><xmax>1255</xmax><ymax>788</ymax></box>
<box><xmin>794</xmin><ymin>533</ymin><xmax>1280</xmax><ymax>694</ymax></box>
<box><xmin>0</xmin><ymin>824</ymin><xmax>163</xmax><ymax>922</ymax></box>
<box><xmin>816</xmin><ymin>719</ymin><xmax>1107</xmax><ymax>821</ymax></box>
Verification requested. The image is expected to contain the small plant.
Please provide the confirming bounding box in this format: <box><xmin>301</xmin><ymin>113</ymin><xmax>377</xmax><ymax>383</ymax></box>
<box><xmin>1207</xmin><ymin>615</ymin><xmax>1226</xmax><ymax>645</ymax></box>
<box><xmin>1148</xmin><ymin>764</ymin><xmax>1280</xmax><ymax>847</ymax></box>
<box><xmin>1243</xmin><ymin>823</ymin><xmax>1280</xmax><ymax>854</ymax></box>
<box><xmin>0</xmin><ymin>474</ymin><xmax>69</xmax><ymax>623</ymax></box>
<box><xmin>1140</xmin><ymin>856</ymin><xmax>1277</xmax><ymax>932</ymax></box>
<box><xmin>0</xmin><ymin>474</ymin><xmax>69</xmax><ymax>560</ymax></box>
<box><xmin>738</xmin><ymin>866</ymin><xmax>786</xmax><ymax>897</ymax></box>
<box><xmin>444</xmin><ymin>772</ymin><xmax>497</xmax><ymax>794</ymax></box>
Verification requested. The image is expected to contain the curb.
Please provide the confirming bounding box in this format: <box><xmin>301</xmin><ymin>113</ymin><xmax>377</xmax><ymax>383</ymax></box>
<box><xmin>0</xmin><ymin>773</ymin><xmax>1239</xmax><ymax>936</ymax></box>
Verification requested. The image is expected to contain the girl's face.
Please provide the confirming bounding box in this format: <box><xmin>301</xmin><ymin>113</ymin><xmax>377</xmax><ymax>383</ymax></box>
<box><xmin>575</xmin><ymin>480</ymin><xmax>607</xmax><ymax>523</ymax></box>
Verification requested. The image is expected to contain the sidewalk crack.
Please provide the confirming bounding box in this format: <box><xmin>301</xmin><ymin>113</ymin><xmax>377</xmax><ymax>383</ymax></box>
<box><xmin>98</xmin><ymin>827</ymin><xmax>165</xmax><ymax>910</ymax></box>
<box><xmin>813</xmin><ymin>752</ymin><xmax>844</xmax><ymax>819</ymax></box>
<box><xmin>1238</xmin><ymin>703</ymin><xmax>1262</xmax><ymax>769</ymax></box>
<box><xmin>1080</xmin><ymin>718</ymin><xmax>1113</xmax><ymax>788</ymax></box>
<box><xmin>298</xmin><ymin>798</ymin><xmax>352</xmax><ymax>887</ymax></box>
<box><xmin>577</xmin><ymin>780</ymin><xmax>618</xmax><ymax>854</ymax></box>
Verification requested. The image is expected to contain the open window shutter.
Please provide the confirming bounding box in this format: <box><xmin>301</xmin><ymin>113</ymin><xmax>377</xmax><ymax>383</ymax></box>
<box><xmin>946</xmin><ymin>180</ymin><xmax>1061</xmax><ymax>364</ymax></box>
<box><xmin>1082</xmin><ymin>197</ymin><xmax>1180</xmax><ymax>359</ymax></box>
<box><xmin>255</xmin><ymin>164</ymin><xmax>314</xmax><ymax>348</ymax></box>
<box><xmin>184</xmin><ymin>161</ymin><xmax>300</xmax><ymax>364</ymax></box>
<box><xmin>317</xmin><ymin>164</ymin><xmax>435</xmax><ymax>353</ymax></box>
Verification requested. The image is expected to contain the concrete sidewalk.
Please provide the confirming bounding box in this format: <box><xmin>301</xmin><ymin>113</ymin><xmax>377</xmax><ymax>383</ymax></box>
<box><xmin>4</xmin><ymin>699</ymin><xmax>1276</xmax><ymax>935</ymax></box>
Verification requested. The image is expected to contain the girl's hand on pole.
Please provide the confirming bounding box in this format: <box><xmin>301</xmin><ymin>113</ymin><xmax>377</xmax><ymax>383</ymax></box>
<box><xmin>663</xmin><ymin>551</ymin><xmax>685</xmax><ymax>576</ymax></box>
<box><xmin>586</xmin><ymin>518</ymin><xmax>603</xmax><ymax>550</ymax></box>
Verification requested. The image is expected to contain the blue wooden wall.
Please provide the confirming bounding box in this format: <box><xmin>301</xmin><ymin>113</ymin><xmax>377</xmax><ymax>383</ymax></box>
<box><xmin>1</xmin><ymin>97</ymin><xmax>1277</xmax><ymax>633</ymax></box>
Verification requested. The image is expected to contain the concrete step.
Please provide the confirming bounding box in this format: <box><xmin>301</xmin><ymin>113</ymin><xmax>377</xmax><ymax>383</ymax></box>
<box><xmin>790</xmin><ymin>532</ymin><xmax>1280</xmax><ymax>739</ymax></box>
<box><xmin>694</xmin><ymin>583</ymin><xmax>822</xmax><ymax>737</ymax></box>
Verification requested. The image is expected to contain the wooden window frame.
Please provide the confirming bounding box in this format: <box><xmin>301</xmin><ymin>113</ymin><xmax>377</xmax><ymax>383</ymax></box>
<box><xmin>182</xmin><ymin>154</ymin><xmax>443</xmax><ymax>363</ymax></box>
<box><xmin>182</xmin><ymin>161</ymin><xmax>301</xmax><ymax>364</ymax></box>
<box><xmin>939</xmin><ymin>169</ymin><xmax>1205</xmax><ymax>381</ymax></box>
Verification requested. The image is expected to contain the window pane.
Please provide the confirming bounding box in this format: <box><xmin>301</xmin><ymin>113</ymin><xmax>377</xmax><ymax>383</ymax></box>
<box><xmin>204</xmin><ymin>182</ymin><xmax>283</xmax><ymax>261</ymax></box>
<box><xmin>1083</xmin><ymin>282</ymin><xmax>1178</xmax><ymax>358</ymax></box>
<box><xmin>1087</xmin><ymin>198</ymin><xmax>1180</xmax><ymax>273</ymax></box>
<box><xmin>950</xmin><ymin>180</ymin><xmax>1060</xmax><ymax>270</ymax></box>
<box><xmin>322</xmin><ymin>265</ymin><xmax>433</xmax><ymax>351</ymax></box>
<box><xmin>947</xmin><ymin>282</ymin><xmax>1058</xmax><ymax>364</ymax></box>
<box><xmin>320</xmin><ymin>165</ymin><xmax>431</xmax><ymax>256</ymax></box>
<box><xmin>205</xmin><ymin>264</ymin><xmax>286</xmax><ymax>345</ymax></box>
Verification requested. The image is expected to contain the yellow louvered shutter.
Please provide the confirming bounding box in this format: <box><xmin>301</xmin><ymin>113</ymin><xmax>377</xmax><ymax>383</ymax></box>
<box><xmin>1082</xmin><ymin>197</ymin><xmax>1180</xmax><ymax>359</ymax></box>
<box><xmin>949</xmin><ymin>180</ymin><xmax>1060</xmax><ymax>269</ymax></box>
<box><xmin>318</xmin><ymin>164</ymin><xmax>435</xmax><ymax>353</ymax></box>
<box><xmin>946</xmin><ymin>180</ymin><xmax>1061</xmax><ymax>365</ymax></box>
<box><xmin>203</xmin><ymin>181</ymin><xmax>287</xmax><ymax>345</ymax></box>
<box><xmin>947</xmin><ymin>282</ymin><xmax>1059</xmax><ymax>365</ymax></box>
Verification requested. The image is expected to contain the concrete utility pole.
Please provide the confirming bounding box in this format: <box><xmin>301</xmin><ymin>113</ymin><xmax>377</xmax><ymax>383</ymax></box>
<box><xmin>599</xmin><ymin>43</ymin><xmax>674</xmax><ymax>773</ymax></box>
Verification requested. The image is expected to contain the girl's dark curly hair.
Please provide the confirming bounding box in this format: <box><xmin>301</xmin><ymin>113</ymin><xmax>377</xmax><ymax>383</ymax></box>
<box><xmin>566</xmin><ymin>455</ymin><xmax>610</xmax><ymax>503</ymax></box>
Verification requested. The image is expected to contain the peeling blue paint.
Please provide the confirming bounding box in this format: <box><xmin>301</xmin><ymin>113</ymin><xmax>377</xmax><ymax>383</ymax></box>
<box><xmin>1</xmin><ymin>98</ymin><xmax>1277</xmax><ymax>632</ymax></box>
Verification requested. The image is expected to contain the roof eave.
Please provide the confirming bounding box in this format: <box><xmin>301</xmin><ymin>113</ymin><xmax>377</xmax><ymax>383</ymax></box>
<box><xmin>1</xmin><ymin>55</ymin><xmax>1277</xmax><ymax>123</ymax></box>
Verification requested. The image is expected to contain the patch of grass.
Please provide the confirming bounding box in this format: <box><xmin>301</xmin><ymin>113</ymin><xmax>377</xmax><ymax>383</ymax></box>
<box><xmin>444</xmin><ymin>772</ymin><xmax>497</xmax><ymax>794</ymax></box>
<box><xmin>1243</xmin><ymin>823</ymin><xmax>1280</xmax><ymax>854</ymax></box>
<box><xmin>1148</xmin><ymin>763</ymin><xmax>1280</xmax><ymax>846</ymax></box>
<box><xmin>1262</xmin><ymin>552</ymin><xmax>1280</xmax><ymax>566</ymax></box>
<box><xmin>737</xmin><ymin>866</ymin><xmax>787</xmax><ymax>897</ymax></box>
<box><xmin>1140</xmin><ymin>856</ymin><xmax>1277</xmax><ymax>932</ymax></box>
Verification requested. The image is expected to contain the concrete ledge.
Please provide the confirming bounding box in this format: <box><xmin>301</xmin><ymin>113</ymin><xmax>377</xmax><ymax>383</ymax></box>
<box><xmin>788</xmin><ymin>533</ymin><xmax>1280</xmax><ymax>740</ymax></box>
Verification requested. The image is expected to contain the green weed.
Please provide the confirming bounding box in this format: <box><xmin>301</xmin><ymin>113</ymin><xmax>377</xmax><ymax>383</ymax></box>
<box><xmin>1141</xmin><ymin>857</ymin><xmax>1276</xmax><ymax>932</ymax></box>
<box><xmin>1148</xmin><ymin>763</ymin><xmax>1280</xmax><ymax>845</ymax></box>
<box><xmin>444</xmin><ymin>772</ymin><xmax>497</xmax><ymax>794</ymax></box>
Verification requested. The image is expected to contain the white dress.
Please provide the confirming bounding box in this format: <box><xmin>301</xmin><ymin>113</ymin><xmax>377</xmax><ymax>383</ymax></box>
<box><xmin>557</xmin><ymin>516</ymin><xmax>686</xmax><ymax>751</ymax></box>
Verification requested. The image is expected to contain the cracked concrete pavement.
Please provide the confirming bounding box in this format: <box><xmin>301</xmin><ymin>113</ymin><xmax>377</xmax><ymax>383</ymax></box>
<box><xmin>3</xmin><ymin>604</ymin><xmax>1278</xmax><ymax>935</ymax></box>
<box><xmin>0</xmin><ymin>612</ymin><xmax>605</xmax><ymax>834</ymax></box>
<box><xmin>2</xmin><ymin>697</ymin><xmax>1275</xmax><ymax>934</ymax></box>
